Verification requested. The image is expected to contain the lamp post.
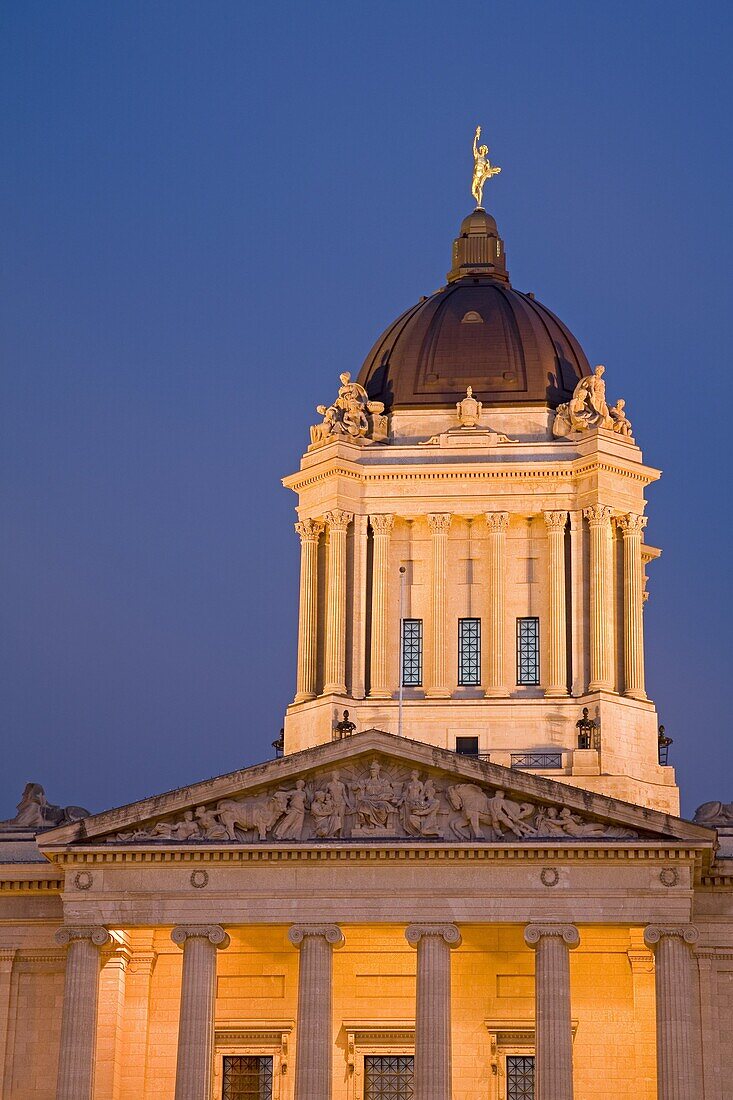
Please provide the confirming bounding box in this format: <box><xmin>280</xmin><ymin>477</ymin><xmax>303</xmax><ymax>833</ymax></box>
<box><xmin>576</xmin><ymin>707</ymin><xmax>598</xmax><ymax>750</ymax></box>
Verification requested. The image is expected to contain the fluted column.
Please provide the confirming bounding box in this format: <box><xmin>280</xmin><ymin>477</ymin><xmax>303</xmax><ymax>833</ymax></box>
<box><xmin>525</xmin><ymin>923</ymin><xmax>580</xmax><ymax>1100</ymax></box>
<box><xmin>171</xmin><ymin>924</ymin><xmax>230</xmax><ymax>1100</ymax></box>
<box><xmin>644</xmin><ymin>925</ymin><xmax>699</xmax><ymax>1100</ymax></box>
<box><xmin>405</xmin><ymin>924</ymin><xmax>461</xmax><ymax>1100</ymax></box>
<box><xmin>294</xmin><ymin>519</ymin><xmax>324</xmax><ymax>702</ymax></box>
<box><xmin>618</xmin><ymin>513</ymin><xmax>648</xmax><ymax>700</ymax></box>
<box><xmin>323</xmin><ymin>510</ymin><xmax>353</xmax><ymax>694</ymax></box>
<box><xmin>289</xmin><ymin>924</ymin><xmax>344</xmax><ymax>1100</ymax></box>
<box><xmin>485</xmin><ymin>512</ymin><xmax>509</xmax><ymax>697</ymax></box>
<box><xmin>369</xmin><ymin>514</ymin><xmax>395</xmax><ymax>698</ymax></box>
<box><xmin>584</xmin><ymin>505</ymin><xmax>614</xmax><ymax>691</ymax></box>
<box><xmin>54</xmin><ymin>925</ymin><xmax>112</xmax><ymax>1100</ymax></box>
<box><xmin>544</xmin><ymin>510</ymin><xmax>569</xmax><ymax>696</ymax></box>
<box><xmin>426</xmin><ymin>514</ymin><xmax>452</xmax><ymax>698</ymax></box>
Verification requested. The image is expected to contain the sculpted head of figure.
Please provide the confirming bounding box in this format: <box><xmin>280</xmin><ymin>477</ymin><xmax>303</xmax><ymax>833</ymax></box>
<box><xmin>369</xmin><ymin>762</ymin><xmax>381</xmax><ymax>778</ymax></box>
<box><xmin>295</xmin><ymin>779</ymin><xmax>305</xmax><ymax>790</ymax></box>
<box><xmin>339</xmin><ymin>372</ymin><xmax>351</xmax><ymax>386</ymax></box>
<box><xmin>594</xmin><ymin>364</ymin><xmax>605</xmax><ymax>379</ymax></box>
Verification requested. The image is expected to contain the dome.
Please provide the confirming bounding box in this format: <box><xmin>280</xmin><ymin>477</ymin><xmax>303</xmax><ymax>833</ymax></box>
<box><xmin>357</xmin><ymin>210</ymin><xmax>591</xmax><ymax>410</ymax></box>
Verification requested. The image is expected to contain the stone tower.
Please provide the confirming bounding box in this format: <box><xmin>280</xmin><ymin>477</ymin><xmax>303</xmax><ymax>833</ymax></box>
<box><xmin>282</xmin><ymin>203</ymin><xmax>676</xmax><ymax>814</ymax></box>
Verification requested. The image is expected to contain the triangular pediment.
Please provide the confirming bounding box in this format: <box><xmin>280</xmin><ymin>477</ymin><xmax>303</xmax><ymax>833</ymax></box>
<box><xmin>38</xmin><ymin>730</ymin><xmax>713</xmax><ymax>850</ymax></box>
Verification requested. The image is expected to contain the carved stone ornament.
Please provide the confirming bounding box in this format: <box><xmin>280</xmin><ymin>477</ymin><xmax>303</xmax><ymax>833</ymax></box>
<box><xmin>73</xmin><ymin>870</ymin><xmax>93</xmax><ymax>891</ymax></box>
<box><xmin>288</xmin><ymin>924</ymin><xmax>344</xmax><ymax>947</ymax></box>
<box><xmin>405</xmin><ymin>923</ymin><xmax>462</xmax><ymax>948</ymax></box>
<box><xmin>55</xmin><ymin>926</ymin><xmax>111</xmax><ymax>948</ymax></box>
<box><xmin>456</xmin><ymin>386</ymin><xmax>482</xmax><ymax>427</ymax></box>
<box><xmin>643</xmin><ymin>925</ymin><xmax>699</xmax><ymax>950</ymax></box>
<box><xmin>2</xmin><ymin>782</ymin><xmax>89</xmax><ymax>829</ymax></box>
<box><xmin>693</xmin><ymin>800</ymin><xmax>733</xmax><ymax>828</ymax></box>
<box><xmin>552</xmin><ymin>365</ymin><xmax>633</xmax><ymax>440</ymax></box>
<box><xmin>171</xmin><ymin>925</ymin><xmax>230</xmax><ymax>949</ymax></box>
<box><xmin>107</xmin><ymin>757</ymin><xmax>639</xmax><ymax>846</ymax></box>
<box><xmin>309</xmin><ymin>372</ymin><xmax>387</xmax><ymax>449</ymax></box>
<box><xmin>540</xmin><ymin>867</ymin><xmax>560</xmax><ymax>887</ymax></box>
<box><xmin>524</xmin><ymin>924</ymin><xmax>580</xmax><ymax>949</ymax></box>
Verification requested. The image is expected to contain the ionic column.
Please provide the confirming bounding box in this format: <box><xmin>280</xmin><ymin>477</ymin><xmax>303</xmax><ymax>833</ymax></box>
<box><xmin>644</xmin><ymin>925</ymin><xmax>699</xmax><ymax>1100</ymax></box>
<box><xmin>369</xmin><ymin>514</ymin><xmax>395</xmax><ymax>698</ymax></box>
<box><xmin>405</xmin><ymin>924</ymin><xmax>461</xmax><ymax>1100</ymax></box>
<box><xmin>171</xmin><ymin>924</ymin><xmax>230</xmax><ymax>1100</ymax></box>
<box><xmin>426</xmin><ymin>514</ymin><xmax>452</xmax><ymax>698</ymax></box>
<box><xmin>54</xmin><ymin>925</ymin><xmax>112</xmax><ymax>1100</ymax></box>
<box><xmin>485</xmin><ymin>512</ymin><xmax>509</xmax><ymax>697</ymax></box>
<box><xmin>617</xmin><ymin>513</ymin><xmax>648</xmax><ymax>700</ymax></box>
<box><xmin>294</xmin><ymin>519</ymin><xmax>324</xmax><ymax>702</ymax></box>
<box><xmin>584</xmin><ymin>505</ymin><xmax>614</xmax><ymax>691</ymax></box>
<box><xmin>323</xmin><ymin>510</ymin><xmax>353</xmax><ymax>694</ymax></box>
<box><xmin>525</xmin><ymin>923</ymin><xmax>580</xmax><ymax>1100</ymax></box>
<box><xmin>544</xmin><ymin>510</ymin><xmax>569</xmax><ymax>697</ymax></box>
<box><xmin>289</xmin><ymin>924</ymin><xmax>344</xmax><ymax>1100</ymax></box>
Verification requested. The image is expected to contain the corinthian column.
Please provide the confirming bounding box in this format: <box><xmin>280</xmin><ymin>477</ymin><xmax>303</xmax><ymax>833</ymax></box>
<box><xmin>294</xmin><ymin>519</ymin><xmax>324</xmax><ymax>702</ymax></box>
<box><xmin>544</xmin><ymin>510</ymin><xmax>569</xmax><ymax>697</ymax></box>
<box><xmin>525</xmin><ymin>923</ymin><xmax>580</xmax><ymax>1100</ymax></box>
<box><xmin>323</xmin><ymin>510</ymin><xmax>353</xmax><ymax>694</ymax></box>
<box><xmin>426</xmin><ymin>514</ymin><xmax>452</xmax><ymax>698</ymax></box>
<box><xmin>485</xmin><ymin>512</ymin><xmax>509</xmax><ymax>697</ymax></box>
<box><xmin>617</xmin><ymin>513</ymin><xmax>648</xmax><ymax>700</ymax></box>
<box><xmin>405</xmin><ymin>924</ymin><xmax>461</xmax><ymax>1100</ymax></box>
<box><xmin>369</xmin><ymin>514</ymin><xmax>395</xmax><ymax>698</ymax></box>
<box><xmin>584</xmin><ymin>505</ymin><xmax>614</xmax><ymax>691</ymax></box>
<box><xmin>171</xmin><ymin>925</ymin><xmax>230</xmax><ymax>1100</ymax></box>
<box><xmin>644</xmin><ymin>925</ymin><xmax>699</xmax><ymax>1100</ymax></box>
<box><xmin>289</xmin><ymin>924</ymin><xmax>344</xmax><ymax>1100</ymax></box>
<box><xmin>54</xmin><ymin>925</ymin><xmax>111</xmax><ymax>1100</ymax></box>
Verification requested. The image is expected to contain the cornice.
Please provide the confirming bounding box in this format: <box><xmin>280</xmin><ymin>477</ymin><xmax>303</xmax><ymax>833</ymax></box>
<box><xmin>0</xmin><ymin>878</ymin><xmax>63</xmax><ymax>893</ymax></box>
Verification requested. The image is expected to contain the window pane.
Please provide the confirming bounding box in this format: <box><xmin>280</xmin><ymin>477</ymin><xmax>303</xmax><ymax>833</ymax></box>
<box><xmin>517</xmin><ymin>617</ymin><xmax>540</xmax><ymax>685</ymax></box>
<box><xmin>506</xmin><ymin>1054</ymin><xmax>535</xmax><ymax>1100</ymax></box>
<box><xmin>458</xmin><ymin>618</ymin><xmax>481</xmax><ymax>685</ymax></box>
<box><xmin>401</xmin><ymin>619</ymin><xmax>423</xmax><ymax>687</ymax></box>
<box><xmin>222</xmin><ymin>1056</ymin><xmax>274</xmax><ymax>1100</ymax></box>
<box><xmin>364</xmin><ymin>1055</ymin><xmax>415</xmax><ymax>1099</ymax></box>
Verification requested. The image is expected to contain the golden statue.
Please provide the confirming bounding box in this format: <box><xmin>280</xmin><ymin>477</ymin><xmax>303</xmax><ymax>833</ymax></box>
<box><xmin>471</xmin><ymin>125</ymin><xmax>501</xmax><ymax>208</ymax></box>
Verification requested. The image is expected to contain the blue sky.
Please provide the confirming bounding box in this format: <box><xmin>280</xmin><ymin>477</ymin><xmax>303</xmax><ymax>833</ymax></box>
<box><xmin>2</xmin><ymin>2</ymin><xmax>732</xmax><ymax>817</ymax></box>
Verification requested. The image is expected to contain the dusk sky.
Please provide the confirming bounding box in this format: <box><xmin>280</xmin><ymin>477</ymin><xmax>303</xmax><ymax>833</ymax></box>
<box><xmin>2</xmin><ymin>2</ymin><xmax>732</xmax><ymax>819</ymax></box>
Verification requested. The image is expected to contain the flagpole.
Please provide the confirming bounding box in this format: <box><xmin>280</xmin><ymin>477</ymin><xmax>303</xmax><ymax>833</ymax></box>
<box><xmin>398</xmin><ymin>565</ymin><xmax>406</xmax><ymax>738</ymax></box>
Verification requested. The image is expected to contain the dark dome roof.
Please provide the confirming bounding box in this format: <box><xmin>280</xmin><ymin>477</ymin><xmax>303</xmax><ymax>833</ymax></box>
<box><xmin>357</xmin><ymin>210</ymin><xmax>591</xmax><ymax>410</ymax></box>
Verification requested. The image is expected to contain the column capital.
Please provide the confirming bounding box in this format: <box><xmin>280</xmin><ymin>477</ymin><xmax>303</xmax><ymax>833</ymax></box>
<box><xmin>485</xmin><ymin>511</ymin><xmax>509</xmax><ymax>532</ymax></box>
<box><xmin>55</xmin><ymin>926</ymin><xmax>111</xmax><ymax>948</ymax></box>
<box><xmin>171</xmin><ymin>924</ymin><xmax>230</xmax><ymax>949</ymax></box>
<box><xmin>369</xmin><ymin>513</ymin><xmax>395</xmax><ymax>534</ymax></box>
<box><xmin>524</xmin><ymin>923</ymin><xmax>580</xmax><ymax>950</ymax></box>
<box><xmin>543</xmin><ymin>509</ymin><xmax>569</xmax><ymax>531</ymax></box>
<box><xmin>427</xmin><ymin>513</ymin><xmax>452</xmax><ymax>533</ymax></box>
<box><xmin>288</xmin><ymin>923</ymin><xmax>344</xmax><ymax>948</ymax></box>
<box><xmin>583</xmin><ymin>504</ymin><xmax>613</xmax><ymax>527</ymax></box>
<box><xmin>294</xmin><ymin>518</ymin><xmax>324</xmax><ymax>543</ymax></box>
<box><xmin>324</xmin><ymin>509</ymin><xmax>353</xmax><ymax>531</ymax></box>
<box><xmin>643</xmin><ymin>924</ymin><xmax>699</xmax><ymax>950</ymax></box>
<box><xmin>616</xmin><ymin>512</ymin><xmax>648</xmax><ymax>536</ymax></box>
<box><xmin>405</xmin><ymin>923</ymin><xmax>462</xmax><ymax>948</ymax></box>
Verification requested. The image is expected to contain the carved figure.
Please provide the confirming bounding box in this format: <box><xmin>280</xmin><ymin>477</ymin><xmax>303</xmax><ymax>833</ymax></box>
<box><xmin>310</xmin><ymin>372</ymin><xmax>386</xmax><ymax>447</ymax></box>
<box><xmin>272</xmin><ymin>780</ymin><xmax>308</xmax><ymax>841</ymax></box>
<box><xmin>326</xmin><ymin>771</ymin><xmax>348</xmax><ymax>834</ymax></box>
<box><xmin>216</xmin><ymin>792</ymin><xmax>289</xmax><ymax>841</ymax></box>
<box><xmin>399</xmin><ymin>770</ymin><xmax>426</xmax><ymax>835</ymax></box>
<box><xmin>534</xmin><ymin>806</ymin><xmax>569</xmax><ymax>837</ymax></box>
<box><xmin>310</xmin><ymin>790</ymin><xmax>341</xmax><ymax>838</ymax></box>
<box><xmin>456</xmin><ymin>386</ymin><xmax>482</xmax><ymax>428</ymax></box>
<box><xmin>471</xmin><ymin>125</ymin><xmax>501</xmax><ymax>208</ymax></box>
<box><xmin>5</xmin><ymin>783</ymin><xmax>89</xmax><ymax>828</ymax></box>
<box><xmin>350</xmin><ymin>762</ymin><xmax>396</xmax><ymax>830</ymax></box>
<box><xmin>553</xmin><ymin>365</ymin><xmax>611</xmax><ymax>437</ymax></box>
<box><xmin>448</xmin><ymin>784</ymin><xmax>534</xmax><ymax>840</ymax></box>
<box><xmin>406</xmin><ymin>778</ymin><xmax>442</xmax><ymax>837</ymax></box>
<box><xmin>609</xmin><ymin>399</ymin><xmax>632</xmax><ymax>437</ymax></box>
<box><xmin>195</xmin><ymin>805</ymin><xmax>229</xmax><ymax>840</ymax></box>
<box><xmin>694</xmin><ymin>801</ymin><xmax>733</xmax><ymax>828</ymax></box>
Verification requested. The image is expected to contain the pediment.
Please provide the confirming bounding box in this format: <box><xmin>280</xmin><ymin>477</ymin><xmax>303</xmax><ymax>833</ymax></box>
<box><xmin>38</xmin><ymin>730</ymin><xmax>713</xmax><ymax>850</ymax></box>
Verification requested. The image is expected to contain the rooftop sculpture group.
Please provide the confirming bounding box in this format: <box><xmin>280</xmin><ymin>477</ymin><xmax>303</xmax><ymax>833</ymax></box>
<box><xmin>110</xmin><ymin>759</ymin><xmax>638</xmax><ymax>845</ymax></box>
<box><xmin>552</xmin><ymin>365</ymin><xmax>633</xmax><ymax>439</ymax></box>
<box><xmin>1</xmin><ymin>783</ymin><xmax>89</xmax><ymax>829</ymax></box>
<box><xmin>309</xmin><ymin>372</ymin><xmax>387</xmax><ymax>448</ymax></box>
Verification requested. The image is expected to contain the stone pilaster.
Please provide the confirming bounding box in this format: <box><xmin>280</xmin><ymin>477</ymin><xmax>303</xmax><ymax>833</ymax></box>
<box><xmin>171</xmin><ymin>924</ymin><xmax>230</xmax><ymax>1100</ymax></box>
<box><xmin>294</xmin><ymin>518</ymin><xmax>324</xmax><ymax>702</ymax></box>
<box><xmin>525</xmin><ymin>923</ymin><xmax>580</xmax><ymax>1100</ymax></box>
<box><xmin>350</xmin><ymin>514</ymin><xmax>369</xmax><ymax>699</ymax></box>
<box><xmin>94</xmin><ymin>945</ymin><xmax>130</xmax><ymax>1100</ymax></box>
<box><xmin>426</xmin><ymin>514</ymin><xmax>452</xmax><ymax>698</ymax></box>
<box><xmin>617</xmin><ymin>513</ymin><xmax>648</xmax><ymax>700</ymax></box>
<box><xmin>485</xmin><ymin>512</ymin><xmax>509</xmax><ymax>697</ymax></box>
<box><xmin>0</xmin><ymin>950</ymin><xmax>16</xmax><ymax>1096</ymax></box>
<box><xmin>584</xmin><ymin>505</ymin><xmax>614</xmax><ymax>691</ymax></box>
<box><xmin>405</xmin><ymin>923</ymin><xmax>461</xmax><ymax>1100</ymax></box>
<box><xmin>323</xmin><ymin>510</ymin><xmax>353</xmax><ymax>694</ymax></box>
<box><xmin>544</xmin><ymin>510</ymin><xmax>569</xmax><ymax>696</ymax></box>
<box><xmin>289</xmin><ymin>924</ymin><xmax>344</xmax><ymax>1100</ymax></box>
<box><xmin>119</xmin><ymin>946</ymin><xmax>157</xmax><ymax>1099</ymax></box>
<box><xmin>644</xmin><ymin>925</ymin><xmax>700</xmax><ymax>1100</ymax></box>
<box><xmin>54</xmin><ymin>925</ymin><xmax>112</xmax><ymax>1100</ymax></box>
<box><xmin>569</xmin><ymin>510</ymin><xmax>587</xmax><ymax>694</ymax></box>
<box><xmin>369</xmin><ymin>514</ymin><xmax>395</xmax><ymax>698</ymax></box>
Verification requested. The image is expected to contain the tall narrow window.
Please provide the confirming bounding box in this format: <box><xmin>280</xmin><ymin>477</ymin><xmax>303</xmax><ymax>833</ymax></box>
<box><xmin>506</xmin><ymin>1055</ymin><xmax>535</xmax><ymax>1099</ymax></box>
<box><xmin>222</xmin><ymin>1055</ymin><xmax>274</xmax><ymax>1100</ymax></box>
<box><xmin>516</xmin><ymin>617</ymin><xmax>540</xmax><ymax>685</ymax></box>
<box><xmin>458</xmin><ymin>618</ymin><xmax>481</xmax><ymax>685</ymax></box>
<box><xmin>401</xmin><ymin>618</ymin><xmax>423</xmax><ymax>687</ymax></box>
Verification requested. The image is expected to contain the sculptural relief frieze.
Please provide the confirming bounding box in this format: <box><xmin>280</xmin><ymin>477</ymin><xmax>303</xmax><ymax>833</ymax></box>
<box><xmin>109</xmin><ymin>759</ymin><xmax>638</xmax><ymax>845</ymax></box>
